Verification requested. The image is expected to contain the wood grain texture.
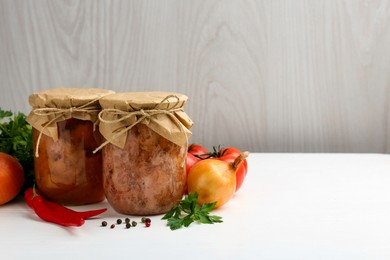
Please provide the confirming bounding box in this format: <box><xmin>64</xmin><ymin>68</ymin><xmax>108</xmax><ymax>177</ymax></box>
<box><xmin>1</xmin><ymin>0</ymin><xmax>390</xmax><ymax>153</ymax></box>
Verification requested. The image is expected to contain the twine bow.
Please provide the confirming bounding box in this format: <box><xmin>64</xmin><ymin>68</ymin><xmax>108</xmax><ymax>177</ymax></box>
<box><xmin>32</xmin><ymin>99</ymin><xmax>102</xmax><ymax>157</ymax></box>
<box><xmin>93</xmin><ymin>95</ymin><xmax>189</xmax><ymax>167</ymax></box>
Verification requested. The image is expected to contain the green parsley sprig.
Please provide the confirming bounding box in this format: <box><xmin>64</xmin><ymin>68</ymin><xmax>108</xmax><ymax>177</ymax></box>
<box><xmin>162</xmin><ymin>193</ymin><xmax>223</xmax><ymax>230</ymax></box>
<box><xmin>0</xmin><ymin>108</ymin><xmax>34</xmax><ymax>188</ymax></box>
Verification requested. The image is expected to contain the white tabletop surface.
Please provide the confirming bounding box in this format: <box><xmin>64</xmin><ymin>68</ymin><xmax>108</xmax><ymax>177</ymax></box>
<box><xmin>2</xmin><ymin>153</ymin><xmax>390</xmax><ymax>260</ymax></box>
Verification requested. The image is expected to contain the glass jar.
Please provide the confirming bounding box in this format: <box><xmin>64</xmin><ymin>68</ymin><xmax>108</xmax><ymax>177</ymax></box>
<box><xmin>98</xmin><ymin>92</ymin><xmax>193</xmax><ymax>215</ymax></box>
<box><xmin>27</xmin><ymin>88</ymin><xmax>114</xmax><ymax>205</ymax></box>
<box><xmin>32</xmin><ymin>119</ymin><xmax>104</xmax><ymax>205</ymax></box>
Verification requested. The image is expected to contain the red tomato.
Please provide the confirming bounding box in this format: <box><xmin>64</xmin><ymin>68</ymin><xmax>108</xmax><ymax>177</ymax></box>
<box><xmin>185</xmin><ymin>144</ymin><xmax>209</xmax><ymax>195</ymax></box>
<box><xmin>214</xmin><ymin>147</ymin><xmax>248</xmax><ymax>192</ymax></box>
<box><xmin>186</xmin><ymin>153</ymin><xmax>201</xmax><ymax>175</ymax></box>
<box><xmin>188</xmin><ymin>144</ymin><xmax>209</xmax><ymax>159</ymax></box>
<box><xmin>184</xmin><ymin>155</ymin><xmax>199</xmax><ymax>195</ymax></box>
<box><xmin>186</xmin><ymin>143</ymin><xmax>209</xmax><ymax>178</ymax></box>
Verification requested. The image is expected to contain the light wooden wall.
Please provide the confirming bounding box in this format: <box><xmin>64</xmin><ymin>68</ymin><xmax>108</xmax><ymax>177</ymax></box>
<box><xmin>1</xmin><ymin>0</ymin><xmax>390</xmax><ymax>153</ymax></box>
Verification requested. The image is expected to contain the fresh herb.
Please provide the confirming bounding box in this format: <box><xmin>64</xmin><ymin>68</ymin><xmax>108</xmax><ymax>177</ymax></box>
<box><xmin>0</xmin><ymin>108</ymin><xmax>34</xmax><ymax>188</ymax></box>
<box><xmin>162</xmin><ymin>193</ymin><xmax>223</xmax><ymax>230</ymax></box>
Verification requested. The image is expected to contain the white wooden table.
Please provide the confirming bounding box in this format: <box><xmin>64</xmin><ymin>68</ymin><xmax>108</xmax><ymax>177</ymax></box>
<box><xmin>2</xmin><ymin>153</ymin><xmax>390</xmax><ymax>260</ymax></box>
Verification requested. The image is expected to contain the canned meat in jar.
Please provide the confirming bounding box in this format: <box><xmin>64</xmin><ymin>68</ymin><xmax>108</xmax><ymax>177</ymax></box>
<box><xmin>98</xmin><ymin>92</ymin><xmax>193</xmax><ymax>215</ymax></box>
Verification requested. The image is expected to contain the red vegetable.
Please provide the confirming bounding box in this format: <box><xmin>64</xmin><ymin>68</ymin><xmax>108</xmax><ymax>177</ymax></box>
<box><xmin>210</xmin><ymin>147</ymin><xmax>248</xmax><ymax>192</ymax></box>
<box><xmin>44</xmin><ymin>201</ymin><xmax>107</xmax><ymax>219</ymax></box>
<box><xmin>188</xmin><ymin>144</ymin><xmax>209</xmax><ymax>159</ymax></box>
<box><xmin>185</xmin><ymin>144</ymin><xmax>209</xmax><ymax>194</ymax></box>
<box><xmin>24</xmin><ymin>188</ymin><xmax>107</xmax><ymax>219</ymax></box>
<box><xmin>186</xmin><ymin>153</ymin><xmax>201</xmax><ymax>175</ymax></box>
<box><xmin>186</xmin><ymin>144</ymin><xmax>209</xmax><ymax>173</ymax></box>
<box><xmin>24</xmin><ymin>187</ymin><xmax>107</xmax><ymax>226</ymax></box>
<box><xmin>29</xmin><ymin>189</ymin><xmax>84</xmax><ymax>227</ymax></box>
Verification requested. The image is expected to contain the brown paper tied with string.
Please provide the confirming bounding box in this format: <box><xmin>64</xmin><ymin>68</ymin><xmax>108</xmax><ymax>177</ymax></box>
<box><xmin>95</xmin><ymin>92</ymin><xmax>193</xmax><ymax>153</ymax></box>
<box><xmin>26</xmin><ymin>88</ymin><xmax>115</xmax><ymax>156</ymax></box>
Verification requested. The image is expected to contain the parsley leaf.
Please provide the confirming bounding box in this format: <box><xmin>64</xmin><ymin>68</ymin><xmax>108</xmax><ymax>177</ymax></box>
<box><xmin>162</xmin><ymin>192</ymin><xmax>223</xmax><ymax>230</ymax></box>
<box><xmin>0</xmin><ymin>108</ymin><xmax>34</xmax><ymax>188</ymax></box>
<box><xmin>167</xmin><ymin>217</ymin><xmax>185</xmax><ymax>230</ymax></box>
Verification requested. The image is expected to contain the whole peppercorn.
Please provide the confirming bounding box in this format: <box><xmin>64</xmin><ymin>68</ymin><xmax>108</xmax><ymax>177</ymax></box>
<box><xmin>131</xmin><ymin>221</ymin><xmax>137</xmax><ymax>227</ymax></box>
<box><xmin>117</xmin><ymin>219</ymin><xmax>122</xmax><ymax>225</ymax></box>
<box><xmin>101</xmin><ymin>221</ymin><xmax>107</xmax><ymax>227</ymax></box>
<box><xmin>144</xmin><ymin>217</ymin><xmax>151</xmax><ymax>227</ymax></box>
<box><xmin>126</xmin><ymin>223</ymin><xmax>131</xmax><ymax>229</ymax></box>
<box><xmin>125</xmin><ymin>218</ymin><xmax>130</xmax><ymax>224</ymax></box>
<box><xmin>110</xmin><ymin>224</ymin><xmax>115</xmax><ymax>229</ymax></box>
<box><xmin>141</xmin><ymin>217</ymin><xmax>146</xmax><ymax>223</ymax></box>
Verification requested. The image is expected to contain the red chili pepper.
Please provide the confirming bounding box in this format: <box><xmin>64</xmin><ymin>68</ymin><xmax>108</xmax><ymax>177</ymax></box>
<box><xmin>43</xmin><ymin>200</ymin><xmax>107</xmax><ymax>219</ymax></box>
<box><xmin>24</xmin><ymin>188</ymin><xmax>35</xmax><ymax>208</ymax></box>
<box><xmin>24</xmin><ymin>187</ymin><xmax>107</xmax><ymax>219</ymax></box>
<box><xmin>24</xmin><ymin>187</ymin><xmax>107</xmax><ymax>226</ymax></box>
<box><xmin>31</xmin><ymin>193</ymin><xmax>85</xmax><ymax>227</ymax></box>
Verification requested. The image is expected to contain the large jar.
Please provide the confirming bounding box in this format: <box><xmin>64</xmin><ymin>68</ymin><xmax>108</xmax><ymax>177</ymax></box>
<box><xmin>27</xmin><ymin>88</ymin><xmax>114</xmax><ymax>205</ymax></box>
<box><xmin>98</xmin><ymin>92</ymin><xmax>193</xmax><ymax>215</ymax></box>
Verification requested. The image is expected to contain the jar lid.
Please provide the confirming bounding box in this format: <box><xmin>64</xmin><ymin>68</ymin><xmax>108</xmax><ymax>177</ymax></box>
<box><xmin>29</xmin><ymin>88</ymin><xmax>114</xmax><ymax>108</ymax></box>
<box><xmin>99</xmin><ymin>91</ymin><xmax>187</xmax><ymax>110</ymax></box>
<box><xmin>97</xmin><ymin>92</ymin><xmax>193</xmax><ymax>149</ymax></box>
<box><xmin>27</xmin><ymin>88</ymin><xmax>115</xmax><ymax>143</ymax></box>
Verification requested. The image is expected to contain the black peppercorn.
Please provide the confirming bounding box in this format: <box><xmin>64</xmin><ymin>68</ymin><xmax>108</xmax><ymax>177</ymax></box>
<box><xmin>126</xmin><ymin>223</ymin><xmax>131</xmax><ymax>229</ymax></box>
<box><xmin>101</xmin><ymin>221</ymin><xmax>107</xmax><ymax>227</ymax></box>
<box><xmin>132</xmin><ymin>221</ymin><xmax>137</xmax><ymax>227</ymax></box>
<box><xmin>110</xmin><ymin>224</ymin><xmax>115</xmax><ymax>229</ymax></box>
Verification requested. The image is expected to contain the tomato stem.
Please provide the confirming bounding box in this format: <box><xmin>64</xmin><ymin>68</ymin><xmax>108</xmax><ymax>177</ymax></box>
<box><xmin>192</xmin><ymin>153</ymin><xmax>212</xmax><ymax>160</ymax></box>
<box><xmin>232</xmin><ymin>151</ymin><xmax>249</xmax><ymax>170</ymax></box>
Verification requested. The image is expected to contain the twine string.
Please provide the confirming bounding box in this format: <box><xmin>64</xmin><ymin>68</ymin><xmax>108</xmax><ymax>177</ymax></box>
<box><xmin>32</xmin><ymin>97</ymin><xmax>104</xmax><ymax>157</ymax></box>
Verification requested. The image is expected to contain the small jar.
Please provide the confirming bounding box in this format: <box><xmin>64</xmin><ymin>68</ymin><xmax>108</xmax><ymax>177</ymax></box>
<box><xmin>98</xmin><ymin>92</ymin><xmax>193</xmax><ymax>215</ymax></box>
<box><xmin>27</xmin><ymin>88</ymin><xmax>114</xmax><ymax>205</ymax></box>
